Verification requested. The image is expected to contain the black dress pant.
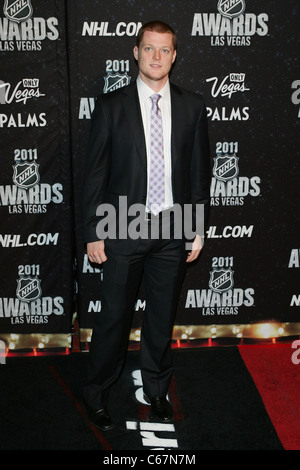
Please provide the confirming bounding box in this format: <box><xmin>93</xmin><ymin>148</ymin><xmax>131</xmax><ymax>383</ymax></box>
<box><xmin>83</xmin><ymin>215</ymin><xmax>186</xmax><ymax>410</ymax></box>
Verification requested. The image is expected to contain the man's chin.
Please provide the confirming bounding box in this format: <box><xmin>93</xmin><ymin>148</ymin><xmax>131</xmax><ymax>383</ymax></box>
<box><xmin>144</xmin><ymin>71</ymin><xmax>168</xmax><ymax>82</ymax></box>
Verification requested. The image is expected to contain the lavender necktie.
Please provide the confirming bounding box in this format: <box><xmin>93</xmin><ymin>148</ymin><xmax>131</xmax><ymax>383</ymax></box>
<box><xmin>147</xmin><ymin>93</ymin><xmax>165</xmax><ymax>215</ymax></box>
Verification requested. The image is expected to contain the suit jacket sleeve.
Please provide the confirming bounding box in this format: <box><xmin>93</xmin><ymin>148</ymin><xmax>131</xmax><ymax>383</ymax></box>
<box><xmin>82</xmin><ymin>95</ymin><xmax>111</xmax><ymax>243</ymax></box>
<box><xmin>190</xmin><ymin>96</ymin><xmax>211</xmax><ymax>236</ymax></box>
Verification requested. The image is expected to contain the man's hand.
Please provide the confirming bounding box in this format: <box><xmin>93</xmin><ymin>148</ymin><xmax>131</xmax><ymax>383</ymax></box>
<box><xmin>87</xmin><ymin>240</ymin><xmax>107</xmax><ymax>264</ymax></box>
<box><xmin>186</xmin><ymin>234</ymin><xmax>204</xmax><ymax>263</ymax></box>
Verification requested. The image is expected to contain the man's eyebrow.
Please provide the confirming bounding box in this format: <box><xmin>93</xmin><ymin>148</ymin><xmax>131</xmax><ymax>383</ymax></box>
<box><xmin>142</xmin><ymin>43</ymin><xmax>171</xmax><ymax>48</ymax></box>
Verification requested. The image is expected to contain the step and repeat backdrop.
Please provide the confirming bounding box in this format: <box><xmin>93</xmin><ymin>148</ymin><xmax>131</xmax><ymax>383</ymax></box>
<box><xmin>0</xmin><ymin>0</ymin><xmax>299</xmax><ymax>350</ymax></box>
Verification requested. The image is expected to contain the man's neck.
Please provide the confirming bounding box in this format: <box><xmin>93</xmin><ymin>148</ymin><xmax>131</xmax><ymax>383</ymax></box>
<box><xmin>138</xmin><ymin>73</ymin><xmax>169</xmax><ymax>93</ymax></box>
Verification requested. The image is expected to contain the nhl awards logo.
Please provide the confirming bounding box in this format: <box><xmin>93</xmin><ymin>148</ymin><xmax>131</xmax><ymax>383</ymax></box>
<box><xmin>209</xmin><ymin>267</ymin><xmax>234</xmax><ymax>293</ymax></box>
<box><xmin>0</xmin><ymin>265</ymin><xmax>65</xmax><ymax>324</ymax></box>
<box><xmin>3</xmin><ymin>0</ymin><xmax>33</xmax><ymax>23</ymax></box>
<box><xmin>185</xmin><ymin>256</ymin><xmax>255</xmax><ymax>315</ymax></box>
<box><xmin>103</xmin><ymin>73</ymin><xmax>131</xmax><ymax>94</ymax></box>
<box><xmin>12</xmin><ymin>162</ymin><xmax>40</xmax><ymax>189</ymax></box>
<box><xmin>1</xmin><ymin>1</ymin><xmax>59</xmax><ymax>52</ymax></box>
<box><xmin>210</xmin><ymin>141</ymin><xmax>261</xmax><ymax>207</ymax></box>
<box><xmin>16</xmin><ymin>276</ymin><xmax>41</xmax><ymax>303</ymax></box>
<box><xmin>213</xmin><ymin>154</ymin><xmax>239</xmax><ymax>182</ymax></box>
<box><xmin>217</xmin><ymin>0</ymin><xmax>246</xmax><ymax>19</ymax></box>
<box><xmin>191</xmin><ymin>0</ymin><xmax>268</xmax><ymax>47</ymax></box>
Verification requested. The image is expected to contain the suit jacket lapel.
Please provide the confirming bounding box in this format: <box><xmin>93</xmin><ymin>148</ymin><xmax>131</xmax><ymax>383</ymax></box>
<box><xmin>170</xmin><ymin>83</ymin><xmax>184</xmax><ymax>172</ymax></box>
<box><xmin>121</xmin><ymin>81</ymin><xmax>184</xmax><ymax>172</ymax></box>
<box><xmin>122</xmin><ymin>81</ymin><xmax>147</xmax><ymax>167</ymax></box>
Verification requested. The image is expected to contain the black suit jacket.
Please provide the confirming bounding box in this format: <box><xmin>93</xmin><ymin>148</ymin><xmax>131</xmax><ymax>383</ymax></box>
<box><xmin>82</xmin><ymin>80</ymin><xmax>211</xmax><ymax>252</ymax></box>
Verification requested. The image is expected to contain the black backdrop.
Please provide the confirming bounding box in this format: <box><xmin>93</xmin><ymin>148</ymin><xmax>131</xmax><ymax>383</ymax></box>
<box><xmin>0</xmin><ymin>0</ymin><xmax>299</xmax><ymax>351</ymax></box>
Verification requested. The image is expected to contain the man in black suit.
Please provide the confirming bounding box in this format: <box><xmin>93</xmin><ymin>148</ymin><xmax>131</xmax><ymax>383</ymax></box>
<box><xmin>82</xmin><ymin>21</ymin><xmax>211</xmax><ymax>430</ymax></box>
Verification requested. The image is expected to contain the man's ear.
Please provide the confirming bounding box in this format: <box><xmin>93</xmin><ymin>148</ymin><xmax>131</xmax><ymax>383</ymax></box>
<box><xmin>172</xmin><ymin>50</ymin><xmax>177</xmax><ymax>64</ymax></box>
<box><xmin>133</xmin><ymin>46</ymin><xmax>139</xmax><ymax>61</ymax></box>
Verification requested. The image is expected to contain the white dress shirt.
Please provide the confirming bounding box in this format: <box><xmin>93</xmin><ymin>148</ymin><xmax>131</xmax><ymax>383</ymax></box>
<box><xmin>136</xmin><ymin>75</ymin><xmax>173</xmax><ymax>212</ymax></box>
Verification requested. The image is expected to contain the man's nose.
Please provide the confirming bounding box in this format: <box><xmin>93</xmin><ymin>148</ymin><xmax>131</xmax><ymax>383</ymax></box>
<box><xmin>153</xmin><ymin>49</ymin><xmax>161</xmax><ymax>60</ymax></box>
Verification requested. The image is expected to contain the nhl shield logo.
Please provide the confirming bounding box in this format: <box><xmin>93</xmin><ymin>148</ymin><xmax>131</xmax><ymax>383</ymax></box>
<box><xmin>213</xmin><ymin>154</ymin><xmax>239</xmax><ymax>182</ymax></box>
<box><xmin>3</xmin><ymin>0</ymin><xmax>33</xmax><ymax>23</ymax></box>
<box><xmin>13</xmin><ymin>162</ymin><xmax>40</xmax><ymax>189</ymax></box>
<box><xmin>209</xmin><ymin>268</ymin><xmax>234</xmax><ymax>293</ymax></box>
<box><xmin>103</xmin><ymin>73</ymin><xmax>131</xmax><ymax>94</ymax></box>
<box><xmin>16</xmin><ymin>277</ymin><xmax>41</xmax><ymax>303</ymax></box>
<box><xmin>217</xmin><ymin>0</ymin><xmax>246</xmax><ymax>19</ymax></box>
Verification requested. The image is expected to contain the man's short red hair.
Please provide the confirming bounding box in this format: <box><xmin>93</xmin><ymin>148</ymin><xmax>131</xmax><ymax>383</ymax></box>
<box><xmin>136</xmin><ymin>21</ymin><xmax>177</xmax><ymax>50</ymax></box>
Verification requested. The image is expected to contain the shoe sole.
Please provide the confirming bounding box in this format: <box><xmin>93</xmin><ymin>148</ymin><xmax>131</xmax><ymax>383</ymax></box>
<box><xmin>91</xmin><ymin>421</ymin><xmax>114</xmax><ymax>431</ymax></box>
<box><xmin>150</xmin><ymin>412</ymin><xmax>173</xmax><ymax>423</ymax></box>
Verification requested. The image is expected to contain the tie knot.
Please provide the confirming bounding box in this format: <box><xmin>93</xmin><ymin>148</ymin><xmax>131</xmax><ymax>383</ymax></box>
<box><xmin>151</xmin><ymin>94</ymin><xmax>161</xmax><ymax>106</ymax></box>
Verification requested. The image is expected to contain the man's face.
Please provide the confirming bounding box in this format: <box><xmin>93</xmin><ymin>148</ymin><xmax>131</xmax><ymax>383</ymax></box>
<box><xmin>133</xmin><ymin>30</ymin><xmax>176</xmax><ymax>90</ymax></box>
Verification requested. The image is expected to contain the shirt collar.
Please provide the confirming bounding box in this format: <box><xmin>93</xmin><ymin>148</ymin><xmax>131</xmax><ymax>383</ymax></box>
<box><xmin>136</xmin><ymin>75</ymin><xmax>170</xmax><ymax>102</ymax></box>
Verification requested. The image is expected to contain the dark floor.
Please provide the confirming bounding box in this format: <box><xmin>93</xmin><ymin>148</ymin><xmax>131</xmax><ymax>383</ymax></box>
<box><xmin>0</xmin><ymin>347</ymin><xmax>284</xmax><ymax>451</ymax></box>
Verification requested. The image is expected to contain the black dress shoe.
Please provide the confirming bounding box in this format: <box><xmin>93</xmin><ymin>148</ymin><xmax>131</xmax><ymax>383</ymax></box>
<box><xmin>148</xmin><ymin>396</ymin><xmax>173</xmax><ymax>422</ymax></box>
<box><xmin>84</xmin><ymin>402</ymin><xmax>113</xmax><ymax>431</ymax></box>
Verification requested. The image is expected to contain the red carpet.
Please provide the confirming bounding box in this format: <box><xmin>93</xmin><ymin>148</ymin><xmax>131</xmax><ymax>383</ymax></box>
<box><xmin>238</xmin><ymin>342</ymin><xmax>300</xmax><ymax>450</ymax></box>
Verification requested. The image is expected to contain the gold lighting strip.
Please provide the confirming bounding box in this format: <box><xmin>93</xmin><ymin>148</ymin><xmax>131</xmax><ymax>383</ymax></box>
<box><xmin>1</xmin><ymin>322</ymin><xmax>300</xmax><ymax>351</ymax></box>
<box><xmin>80</xmin><ymin>321</ymin><xmax>300</xmax><ymax>344</ymax></box>
<box><xmin>0</xmin><ymin>333</ymin><xmax>71</xmax><ymax>351</ymax></box>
